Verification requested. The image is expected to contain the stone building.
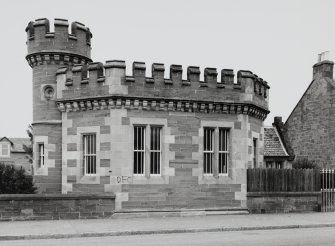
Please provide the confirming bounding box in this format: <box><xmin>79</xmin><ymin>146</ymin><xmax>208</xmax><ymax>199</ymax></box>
<box><xmin>263</xmin><ymin>122</ymin><xmax>291</xmax><ymax>169</ymax></box>
<box><xmin>0</xmin><ymin>137</ymin><xmax>31</xmax><ymax>174</ymax></box>
<box><xmin>26</xmin><ymin>18</ymin><xmax>270</xmax><ymax>212</ymax></box>
<box><xmin>284</xmin><ymin>59</ymin><xmax>335</xmax><ymax>168</ymax></box>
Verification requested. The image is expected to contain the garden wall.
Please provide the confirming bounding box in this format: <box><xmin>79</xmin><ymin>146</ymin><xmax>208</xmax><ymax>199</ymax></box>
<box><xmin>0</xmin><ymin>194</ymin><xmax>115</xmax><ymax>221</ymax></box>
<box><xmin>247</xmin><ymin>192</ymin><xmax>321</xmax><ymax>213</ymax></box>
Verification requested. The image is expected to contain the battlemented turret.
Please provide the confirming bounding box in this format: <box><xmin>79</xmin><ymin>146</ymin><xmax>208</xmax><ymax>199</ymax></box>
<box><xmin>26</xmin><ymin>18</ymin><xmax>92</xmax><ymax>67</ymax></box>
<box><xmin>25</xmin><ymin>18</ymin><xmax>92</xmax><ymax>193</ymax></box>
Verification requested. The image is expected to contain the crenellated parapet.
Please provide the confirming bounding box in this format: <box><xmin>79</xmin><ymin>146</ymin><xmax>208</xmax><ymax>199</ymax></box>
<box><xmin>26</xmin><ymin>18</ymin><xmax>92</xmax><ymax>67</ymax></box>
<box><xmin>57</xmin><ymin>61</ymin><xmax>269</xmax><ymax>92</ymax></box>
<box><xmin>55</xmin><ymin>61</ymin><xmax>270</xmax><ymax>120</ymax></box>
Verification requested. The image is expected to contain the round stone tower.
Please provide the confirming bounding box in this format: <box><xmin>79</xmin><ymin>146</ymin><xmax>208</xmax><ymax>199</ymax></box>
<box><xmin>25</xmin><ymin>18</ymin><xmax>92</xmax><ymax>193</ymax></box>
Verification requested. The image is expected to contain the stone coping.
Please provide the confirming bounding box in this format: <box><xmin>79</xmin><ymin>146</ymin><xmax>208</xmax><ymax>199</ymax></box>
<box><xmin>247</xmin><ymin>192</ymin><xmax>321</xmax><ymax>197</ymax></box>
<box><xmin>0</xmin><ymin>194</ymin><xmax>115</xmax><ymax>201</ymax></box>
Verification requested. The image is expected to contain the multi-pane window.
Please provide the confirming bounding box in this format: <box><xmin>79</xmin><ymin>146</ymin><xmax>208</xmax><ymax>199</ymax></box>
<box><xmin>83</xmin><ymin>134</ymin><xmax>96</xmax><ymax>175</ymax></box>
<box><xmin>0</xmin><ymin>143</ymin><xmax>10</xmax><ymax>157</ymax></box>
<box><xmin>203</xmin><ymin>128</ymin><xmax>230</xmax><ymax>175</ymax></box>
<box><xmin>38</xmin><ymin>144</ymin><xmax>45</xmax><ymax>168</ymax></box>
<box><xmin>218</xmin><ymin>129</ymin><xmax>229</xmax><ymax>174</ymax></box>
<box><xmin>133</xmin><ymin>125</ymin><xmax>162</xmax><ymax>175</ymax></box>
<box><xmin>203</xmin><ymin>128</ymin><xmax>214</xmax><ymax>174</ymax></box>
<box><xmin>134</xmin><ymin>126</ymin><xmax>145</xmax><ymax>175</ymax></box>
<box><xmin>150</xmin><ymin>126</ymin><xmax>161</xmax><ymax>175</ymax></box>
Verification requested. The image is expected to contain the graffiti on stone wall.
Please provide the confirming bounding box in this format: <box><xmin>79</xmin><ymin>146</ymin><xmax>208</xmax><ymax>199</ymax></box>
<box><xmin>111</xmin><ymin>176</ymin><xmax>133</xmax><ymax>184</ymax></box>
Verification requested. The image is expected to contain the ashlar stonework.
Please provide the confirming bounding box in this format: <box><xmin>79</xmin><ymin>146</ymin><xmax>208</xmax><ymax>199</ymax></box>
<box><xmin>26</xmin><ymin>18</ymin><xmax>270</xmax><ymax>212</ymax></box>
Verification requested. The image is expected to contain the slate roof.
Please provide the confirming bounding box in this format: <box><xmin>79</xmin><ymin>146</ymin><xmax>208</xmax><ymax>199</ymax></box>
<box><xmin>0</xmin><ymin>137</ymin><xmax>30</xmax><ymax>153</ymax></box>
<box><xmin>264</xmin><ymin>127</ymin><xmax>289</xmax><ymax>157</ymax></box>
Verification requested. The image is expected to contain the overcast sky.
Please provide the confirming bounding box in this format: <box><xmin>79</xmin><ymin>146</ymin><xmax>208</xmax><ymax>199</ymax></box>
<box><xmin>1</xmin><ymin>0</ymin><xmax>335</xmax><ymax>137</ymax></box>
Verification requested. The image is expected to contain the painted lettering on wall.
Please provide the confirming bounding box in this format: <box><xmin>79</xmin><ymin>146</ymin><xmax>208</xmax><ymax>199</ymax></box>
<box><xmin>111</xmin><ymin>176</ymin><xmax>132</xmax><ymax>184</ymax></box>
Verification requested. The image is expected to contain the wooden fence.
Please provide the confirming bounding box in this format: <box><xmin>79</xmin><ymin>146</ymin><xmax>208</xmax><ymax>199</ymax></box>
<box><xmin>247</xmin><ymin>168</ymin><xmax>320</xmax><ymax>192</ymax></box>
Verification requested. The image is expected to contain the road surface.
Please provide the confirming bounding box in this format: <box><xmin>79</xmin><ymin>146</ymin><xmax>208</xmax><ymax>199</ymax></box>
<box><xmin>2</xmin><ymin>227</ymin><xmax>335</xmax><ymax>246</ymax></box>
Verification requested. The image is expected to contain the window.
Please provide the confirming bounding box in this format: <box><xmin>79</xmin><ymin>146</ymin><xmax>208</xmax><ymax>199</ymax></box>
<box><xmin>150</xmin><ymin>126</ymin><xmax>161</xmax><ymax>175</ymax></box>
<box><xmin>203</xmin><ymin>128</ymin><xmax>230</xmax><ymax>175</ymax></box>
<box><xmin>83</xmin><ymin>134</ymin><xmax>96</xmax><ymax>175</ymax></box>
<box><xmin>133</xmin><ymin>125</ymin><xmax>162</xmax><ymax>175</ymax></box>
<box><xmin>266</xmin><ymin>161</ymin><xmax>283</xmax><ymax>169</ymax></box>
<box><xmin>276</xmin><ymin>161</ymin><xmax>283</xmax><ymax>169</ymax></box>
<box><xmin>38</xmin><ymin>144</ymin><xmax>45</xmax><ymax>167</ymax></box>
<box><xmin>218</xmin><ymin>129</ymin><xmax>229</xmax><ymax>175</ymax></box>
<box><xmin>203</xmin><ymin>128</ymin><xmax>214</xmax><ymax>174</ymax></box>
<box><xmin>0</xmin><ymin>143</ymin><xmax>10</xmax><ymax>157</ymax></box>
<box><xmin>134</xmin><ymin>126</ymin><xmax>145</xmax><ymax>175</ymax></box>
<box><xmin>253</xmin><ymin>138</ymin><xmax>257</xmax><ymax>168</ymax></box>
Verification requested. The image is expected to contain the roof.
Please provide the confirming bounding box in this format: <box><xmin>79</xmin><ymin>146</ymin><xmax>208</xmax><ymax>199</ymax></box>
<box><xmin>0</xmin><ymin>137</ymin><xmax>30</xmax><ymax>153</ymax></box>
<box><xmin>264</xmin><ymin>127</ymin><xmax>289</xmax><ymax>157</ymax></box>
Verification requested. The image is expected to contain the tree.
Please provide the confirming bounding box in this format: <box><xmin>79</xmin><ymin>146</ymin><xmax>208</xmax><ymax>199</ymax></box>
<box><xmin>0</xmin><ymin>163</ymin><xmax>36</xmax><ymax>194</ymax></box>
<box><xmin>292</xmin><ymin>158</ymin><xmax>319</xmax><ymax>169</ymax></box>
<box><xmin>23</xmin><ymin>124</ymin><xmax>33</xmax><ymax>164</ymax></box>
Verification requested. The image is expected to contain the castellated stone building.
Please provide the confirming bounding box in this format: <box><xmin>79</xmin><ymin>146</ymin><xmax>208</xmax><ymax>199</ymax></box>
<box><xmin>26</xmin><ymin>18</ymin><xmax>270</xmax><ymax>211</ymax></box>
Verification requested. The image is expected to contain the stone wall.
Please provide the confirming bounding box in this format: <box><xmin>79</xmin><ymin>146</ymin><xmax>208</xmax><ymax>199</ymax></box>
<box><xmin>285</xmin><ymin>61</ymin><xmax>335</xmax><ymax>168</ymax></box>
<box><xmin>247</xmin><ymin>192</ymin><xmax>321</xmax><ymax>213</ymax></box>
<box><xmin>33</xmin><ymin>124</ymin><xmax>62</xmax><ymax>193</ymax></box>
<box><xmin>60</xmin><ymin>106</ymin><xmax>264</xmax><ymax>211</ymax></box>
<box><xmin>56</xmin><ymin>57</ymin><xmax>268</xmax><ymax>211</ymax></box>
<box><xmin>0</xmin><ymin>194</ymin><xmax>115</xmax><ymax>221</ymax></box>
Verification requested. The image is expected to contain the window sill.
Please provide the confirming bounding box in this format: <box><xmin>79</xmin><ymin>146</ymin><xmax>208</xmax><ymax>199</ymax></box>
<box><xmin>84</xmin><ymin>174</ymin><xmax>97</xmax><ymax>177</ymax></box>
<box><xmin>219</xmin><ymin>173</ymin><xmax>229</xmax><ymax>177</ymax></box>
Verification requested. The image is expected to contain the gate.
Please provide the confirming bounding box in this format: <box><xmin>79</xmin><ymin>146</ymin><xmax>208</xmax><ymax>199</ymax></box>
<box><xmin>321</xmin><ymin>169</ymin><xmax>335</xmax><ymax>212</ymax></box>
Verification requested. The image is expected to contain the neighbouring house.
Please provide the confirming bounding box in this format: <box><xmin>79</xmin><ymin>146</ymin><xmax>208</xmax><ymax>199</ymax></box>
<box><xmin>263</xmin><ymin>122</ymin><xmax>292</xmax><ymax>169</ymax></box>
<box><xmin>0</xmin><ymin>137</ymin><xmax>32</xmax><ymax>174</ymax></box>
<box><xmin>25</xmin><ymin>18</ymin><xmax>270</xmax><ymax>212</ymax></box>
<box><xmin>284</xmin><ymin>58</ymin><xmax>335</xmax><ymax>169</ymax></box>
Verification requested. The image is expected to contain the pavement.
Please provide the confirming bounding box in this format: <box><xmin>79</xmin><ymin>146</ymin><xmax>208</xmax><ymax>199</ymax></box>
<box><xmin>1</xmin><ymin>212</ymin><xmax>335</xmax><ymax>241</ymax></box>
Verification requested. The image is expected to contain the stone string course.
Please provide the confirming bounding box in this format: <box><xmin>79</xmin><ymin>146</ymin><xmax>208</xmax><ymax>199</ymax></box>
<box><xmin>57</xmin><ymin>98</ymin><xmax>268</xmax><ymax>120</ymax></box>
<box><xmin>26</xmin><ymin>53</ymin><xmax>91</xmax><ymax>68</ymax></box>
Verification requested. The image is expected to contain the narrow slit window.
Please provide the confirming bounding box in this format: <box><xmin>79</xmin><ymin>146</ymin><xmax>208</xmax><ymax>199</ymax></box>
<box><xmin>38</xmin><ymin>144</ymin><xmax>45</xmax><ymax>168</ymax></box>
<box><xmin>203</xmin><ymin>128</ymin><xmax>214</xmax><ymax>174</ymax></box>
<box><xmin>219</xmin><ymin>129</ymin><xmax>229</xmax><ymax>174</ymax></box>
<box><xmin>253</xmin><ymin>138</ymin><xmax>257</xmax><ymax>168</ymax></box>
<box><xmin>150</xmin><ymin>126</ymin><xmax>161</xmax><ymax>175</ymax></box>
<box><xmin>134</xmin><ymin>126</ymin><xmax>145</xmax><ymax>175</ymax></box>
<box><xmin>83</xmin><ymin>134</ymin><xmax>96</xmax><ymax>175</ymax></box>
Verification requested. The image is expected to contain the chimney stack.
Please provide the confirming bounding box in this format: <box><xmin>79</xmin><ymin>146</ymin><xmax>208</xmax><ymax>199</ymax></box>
<box><xmin>313</xmin><ymin>52</ymin><xmax>334</xmax><ymax>79</ymax></box>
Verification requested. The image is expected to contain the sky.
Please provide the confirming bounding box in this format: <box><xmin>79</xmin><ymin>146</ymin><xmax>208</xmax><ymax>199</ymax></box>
<box><xmin>1</xmin><ymin>0</ymin><xmax>335</xmax><ymax>137</ymax></box>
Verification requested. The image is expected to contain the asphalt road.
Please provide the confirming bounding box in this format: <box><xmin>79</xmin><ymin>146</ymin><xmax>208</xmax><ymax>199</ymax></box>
<box><xmin>2</xmin><ymin>227</ymin><xmax>335</xmax><ymax>246</ymax></box>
